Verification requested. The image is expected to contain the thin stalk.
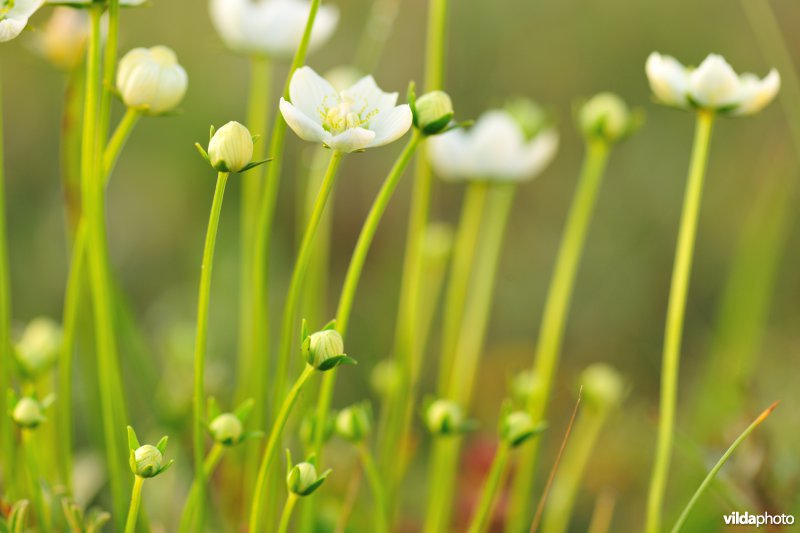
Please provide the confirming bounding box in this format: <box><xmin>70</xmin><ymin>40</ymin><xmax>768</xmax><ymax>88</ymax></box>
<box><xmin>191</xmin><ymin>171</ymin><xmax>230</xmax><ymax>531</ymax></box>
<box><xmin>353</xmin><ymin>0</ymin><xmax>402</xmax><ymax>73</ymax></box>
<box><xmin>277</xmin><ymin>493</ymin><xmax>299</xmax><ymax>533</ymax></box>
<box><xmin>61</xmin><ymin>66</ymin><xmax>85</xmax><ymax>235</ymax></box>
<box><xmin>425</xmin><ymin>183</ymin><xmax>516</xmax><ymax>533</ymax></box>
<box><xmin>102</xmin><ymin>108</ymin><xmax>140</xmax><ymax>179</ymax></box>
<box><xmin>22</xmin><ymin>429</ymin><xmax>48</xmax><ymax>530</ymax></box>
<box><xmin>178</xmin><ymin>442</ymin><xmax>225</xmax><ymax>533</ymax></box>
<box><xmin>96</xmin><ymin>0</ymin><xmax>120</xmax><ymax>157</ymax></box>
<box><xmin>125</xmin><ymin>476</ymin><xmax>144</xmax><ymax>533</ymax></box>
<box><xmin>358</xmin><ymin>443</ymin><xmax>389</xmax><ymax>533</ymax></box>
<box><xmin>250</xmin><ymin>364</ymin><xmax>316</xmax><ymax>533</ymax></box>
<box><xmin>670</xmin><ymin>402</ymin><xmax>778</xmax><ymax>533</ymax></box>
<box><xmin>468</xmin><ymin>441</ymin><xmax>510</xmax><ymax>533</ymax></box>
<box><xmin>507</xmin><ymin>140</ymin><xmax>611</xmax><ymax>532</ymax></box>
<box><xmin>586</xmin><ymin>491</ymin><xmax>617</xmax><ymax>533</ymax></box>
<box><xmin>80</xmin><ymin>6</ymin><xmax>128</xmax><ymax>526</ymax></box>
<box><xmin>645</xmin><ymin>110</ymin><xmax>715</xmax><ymax>533</ymax></box>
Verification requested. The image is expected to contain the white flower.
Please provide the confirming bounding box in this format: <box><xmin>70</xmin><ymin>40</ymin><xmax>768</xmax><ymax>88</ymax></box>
<box><xmin>646</xmin><ymin>52</ymin><xmax>780</xmax><ymax>116</ymax></box>
<box><xmin>37</xmin><ymin>7</ymin><xmax>88</xmax><ymax>70</ymax></box>
<box><xmin>117</xmin><ymin>45</ymin><xmax>188</xmax><ymax>115</ymax></box>
<box><xmin>428</xmin><ymin>110</ymin><xmax>558</xmax><ymax>182</ymax></box>
<box><xmin>280</xmin><ymin>66</ymin><xmax>412</xmax><ymax>153</ymax></box>
<box><xmin>0</xmin><ymin>0</ymin><xmax>44</xmax><ymax>42</ymax></box>
<box><xmin>209</xmin><ymin>0</ymin><xmax>338</xmax><ymax>57</ymax></box>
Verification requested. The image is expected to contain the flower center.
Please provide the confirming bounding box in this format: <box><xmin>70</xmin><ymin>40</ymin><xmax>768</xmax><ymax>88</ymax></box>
<box><xmin>322</xmin><ymin>98</ymin><xmax>366</xmax><ymax>135</ymax></box>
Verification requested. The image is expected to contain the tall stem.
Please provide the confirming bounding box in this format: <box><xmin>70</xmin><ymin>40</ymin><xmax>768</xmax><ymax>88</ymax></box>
<box><xmin>178</xmin><ymin>442</ymin><xmax>226</xmax><ymax>533</ymax></box>
<box><xmin>507</xmin><ymin>140</ymin><xmax>611</xmax><ymax>531</ymax></box>
<box><xmin>467</xmin><ymin>441</ymin><xmax>510</xmax><ymax>533</ymax></box>
<box><xmin>645</xmin><ymin>110</ymin><xmax>714</xmax><ymax>533</ymax></box>
<box><xmin>359</xmin><ymin>443</ymin><xmax>389</xmax><ymax>533</ymax></box>
<box><xmin>277</xmin><ymin>493</ymin><xmax>299</xmax><ymax>533</ymax></box>
<box><xmin>192</xmin><ymin>171</ymin><xmax>230</xmax><ymax>531</ymax></box>
<box><xmin>22</xmin><ymin>429</ymin><xmax>47</xmax><ymax>530</ymax></box>
<box><xmin>61</xmin><ymin>66</ymin><xmax>85</xmax><ymax>235</ymax></box>
<box><xmin>125</xmin><ymin>476</ymin><xmax>144</xmax><ymax>533</ymax></box>
<box><xmin>250</xmin><ymin>364</ymin><xmax>316</xmax><ymax>533</ymax></box>
<box><xmin>102</xmin><ymin>108</ymin><xmax>140</xmax><ymax>178</ymax></box>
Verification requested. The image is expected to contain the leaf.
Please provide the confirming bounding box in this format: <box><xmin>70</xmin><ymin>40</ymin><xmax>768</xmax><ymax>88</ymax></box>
<box><xmin>194</xmin><ymin>143</ymin><xmax>210</xmax><ymax>162</ymax></box>
<box><xmin>322</xmin><ymin>319</ymin><xmax>337</xmax><ymax>331</ymax></box>
<box><xmin>207</xmin><ymin>396</ymin><xmax>221</xmax><ymax>422</ymax></box>
<box><xmin>240</xmin><ymin>158</ymin><xmax>272</xmax><ymax>173</ymax></box>
<box><xmin>233</xmin><ymin>398</ymin><xmax>255</xmax><ymax>423</ymax></box>
<box><xmin>317</xmin><ymin>355</ymin><xmax>357</xmax><ymax>372</ymax></box>
<box><xmin>127</xmin><ymin>426</ymin><xmax>140</xmax><ymax>451</ymax></box>
<box><xmin>156</xmin><ymin>435</ymin><xmax>169</xmax><ymax>454</ymax></box>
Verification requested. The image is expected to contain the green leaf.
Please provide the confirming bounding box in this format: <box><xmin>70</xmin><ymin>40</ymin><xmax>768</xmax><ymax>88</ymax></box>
<box><xmin>322</xmin><ymin>319</ymin><xmax>337</xmax><ymax>331</ymax></box>
<box><xmin>127</xmin><ymin>426</ymin><xmax>140</xmax><ymax>450</ymax></box>
<box><xmin>317</xmin><ymin>355</ymin><xmax>357</xmax><ymax>372</ymax></box>
<box><xmin>285</xmin><ymin>448</ymin><xmax>294</xmax><ymax>477</ymax></box>
<box><xmin>240</xmin><ymin>158</ymin><xmax>272</xmax><ymax>173</ymax></box>
<box><xmin>300</xmin><ymin>319</ymin><xmax>309</xmax><ymax>343</ymax></box>
<box><xmin>9</xmin><ymin>500</ymin><xmax>29</xmax><ymax>533</ymax></box>
<box><xmin>207</xmin><ymin>397</ymin><xmax>221</xmax><ymax>422</ymax></box>
<box><xmin>156</xmin><ymin>435</ymin><xmax>169</xmax><ymax>454</ymax></box>
<box><xmin>195</xmin><ymin>143</ymin><xmax>210</xmax><ymax>162</ymax></box>
<box><xmin>233</xmin><ymin>398</ymin><xmax>255</xmax><ymax>422</ymax></box>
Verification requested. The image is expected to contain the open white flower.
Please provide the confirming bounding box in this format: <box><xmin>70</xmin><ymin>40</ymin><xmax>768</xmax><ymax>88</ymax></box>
<box><xmin>210</xmin><ymin>0</ymin><xmax>338</xmax><ymax>57</ymax></box>
<box><xmin>646</xmin><ymin>52</ymin><xmax>780</xmax><ymax>116</ymax></box>
<box><xmin>280</xmin><ymin>66</ymin><xmax>412</xmax><ymax>153</ymax></box>
<box><xmin>428</xmin><ymin>110</ymin><xmax>558</xmax><ymax>182</ymax></box>
<box><xmin>0</xmin><ymin>0</ymin><xmax>44</xmax><ymax>42</ymax></box>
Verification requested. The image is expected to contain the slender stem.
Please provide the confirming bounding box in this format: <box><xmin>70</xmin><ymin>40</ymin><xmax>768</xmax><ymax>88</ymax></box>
<box><xmin>353</xmin><ymin>0</ymin><xmax>402</xmax><ymax>73</ymax></box>
<box><xmin>277</xmin><ymin>493</ymin><xmax>299</xmax><ymax>533</ymax></box>
<box><xmin>507</xmin><ymin>141</ymin><xmax>611</xmax><ymax>532</ymax></box>
<box><xmin>645</xmin><ymin>110</ymin><xmax>715</xmax><ymax>533</ymax></box>
<box><xmin>125</xmin><ymin>476</ymin><xmax>144</xmax><ymax>533</ymax></box>
<box><xmin>358</xmin><ymin>443</ymin><xmax>389</xmax><ymax>533</ymax></box>
<box><xmin>102</xmin><ymin>108</ymin><xmax>140</xmax><ymax>179</ymax></box>
<box><xmin>670</xmin><ymin>402</ymin><xmax>778</xmax><ymax>533</ymax></box>
<box><xmin>97</xmin><ymin>0</ymin><xmax>120</xmax><ymax>158</ymax></box>
<box><xmin>61</xmin><ymin>66</ymin><xmax>86</xmax><ymax>235</ymax></box>
<box><xmin>178</xmin><ymin>442</ymin><xmax>226</xmax><ymax>533</ymax></box>
<box><xmin>250</xmin><ymin>365</ymin><xmax>316</xmax><ymax>533</ymax></box>
<box><xmin>22</xmin><ymin>429</ymin><xmax>47</xmax><ymax>530</ymax></box>
<box><xmin>468</xmin><ymin>441</ymin><xmax>510</xmax><ymax>533</ymax></box>
<box><xmin>191</xmin><ymin>171</ymin><xmax>230</xmax><ymax>532</ymax></box>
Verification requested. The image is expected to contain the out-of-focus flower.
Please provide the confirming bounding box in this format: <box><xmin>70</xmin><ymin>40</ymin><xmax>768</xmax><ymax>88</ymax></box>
<box><xmin>11</xmin><ymin>395</ymin><xmax>50</xmax><ymax>429</ymax></box>
<box><xmin>117</xmin><ymin>46</ymin><xmax>188</xmax><ymax>115</ymax></box>
<box><xmin>578</xmin><ymin>92</ymin><xmax>643</xmax><ymax>143</ymax></box>
<box><xmin>14</xmin><ymin>317</ymin><xmax>62</xmax><ymax>378</ymax></box>
<box><xmin>280</xmin><ymin>66</ymin><xmax>412</xmax><ymax>153</ymax></box>
<box><xmin>429</xmin><ymin>107</ymin><xmax>558</xmax><ymax>182</ymax></box>
<box><xmin>646</xmin><ymin>52</ymin><xmax>780</xmax><ymax>116</ymax></box>
<box><xmin>580</xmin><ymin>363</ymin><xmax>625</xmax><ymax>414</ymax></box>
<box><xmin>335</xmin><ymin>402</ymin><xmax>371</xmax><ymax>442</ymax></box>
<box><xmin>207</xmin><ymin>397</ymin><xmax>261</xmax><ymax>446</ymax></box>
<box><xmin>500</xmin><ymin>410</ymin><xmax>545</xmax><ymax>447</ymax></box>
<box><xmin>424</xmin><ymin>398</ymin><xmax>474</xmax><ymax>436</ymax></box>
<box><xmin>36</xmin><ymin>7</ymin><xmax>88</xmax><ymax>70</ymax></box>
<box><xmin>209</xmin><ymin>0</ymin><xmax>338</xmax><ymax>58</ymax></box>
<box><xmin>0</xmin><ymin>0</ymin><xmax>44</xmax><ymax>42</ymax></box>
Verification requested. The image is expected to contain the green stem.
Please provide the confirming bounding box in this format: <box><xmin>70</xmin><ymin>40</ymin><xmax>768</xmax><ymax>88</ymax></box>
<box><xmin>467</xmin><ymin>441</ymin><xmax>510</xmax><ymax>533</ymax></box>
<box><xmin>353</xmin><ymin>0</ymin><xmax>402</xmax><ymax>73</ymax></box>
<box><xmin>61</xmin><ymin>66</ymin><xmax>85</xmax><ymax>235</ymax></box>
<box><xmin>178</xmin><ymin>442</ymin><xmax>226</xmax><ymax>533</ymax></box>
<box><xmin>22</xmin><ymin>429</ymin><xmax>47</xmax><ymax>530</ymax></box>
<box><xmin>277</xmin><ymin>493</ymin><xmax>299</xmax><ymax>533</ymax></box>
<box><xmin>192</xmin><ymin>171</ymin><xmax>230</xmax><ymax>532</ymax></box>
<box><xmin>645</xmin><ymin>110</ymin><xmax>715</xmax><ymax>533</ymax></box>
<box><xmin>358</xmin><ymin>443</ymin><xmax>389</xmax><ymax>533</ymax></box>
<box><xmin>507</xmin><ymin>140</ymin><xmax>611</xmax><ymax>532</ymax></box>
<box><xmin>125</xmin><ymin>476</ymin><xmax>144</xmax><ymax>533</ymax></box>
<box><xmin>250</xmin><ymin>364</ymin><xmax>316</xmax><ymax>533</ymax></box>
<box><xmin>102</xmin><ymin>108</ymin><xmax>140</xmax><ymax>179</ymax></box>
<box><xmin>97</xmin><ymin>0</ymin><xmax>120</xmax><ymax>159</ymax></box>
<box><xmin>670</xmin><ymin>402</ymin><xmax>777</xmax><ymax>533</ymax></box>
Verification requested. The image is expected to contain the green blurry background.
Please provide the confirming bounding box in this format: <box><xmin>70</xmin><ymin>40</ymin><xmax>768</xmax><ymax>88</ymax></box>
<box><xmin>2</xmin><ymin>0</ymin><xmax>799</xmax><ymax>530</ymax></box>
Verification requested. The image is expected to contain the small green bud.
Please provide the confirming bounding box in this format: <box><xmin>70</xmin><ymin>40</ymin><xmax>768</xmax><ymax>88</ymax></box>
<box><xmin>580</xmin><ymin>363</ymin><xmax>625</xmax><ymax>414</ymax></box>
<box><xmin>307</xmin><ymin>329</ymin><xmax>345</xmax><ymax>369</ymax></box>
<box><xmin>15</xmin><ymin>317</ymin><xmax>62</xmax><ymax>378</ymax></box>
<box><xmin>501</xmin><ymin>410</ymin><xmax>544</xmax><ymax>447</ymax></box>
<box><xmin>335</xmin><ymin>403</ymin><xmax>371</xmax><ymax>442</ymax></box>
<box><xmin>287</xmin><ymin>461</ymin><xmax>331</xmax><ymax>496</ymax></box>
<box><xmin>414</xmin><ymin>90</ymin><xmax>454</xmax><ymax>135</ymax></box>
<box><xmin>12</xmin><ymin>397</ymin><xmax>46</xmax><ymax>429</ymax></box>
<box><xmin>133</xmin><ymin>445</ymin><xmax>163</xmax><ymax>478</ymax></box>
<box><xmin>209</xmin><ymin>413</ymin><xmax>244</xmax><ymax>446</ymax></box>
<box><xmin>208</xmin><ymin>121</ymin><xmax>254</xmax><ymax>173</ymax></box>
<box><xmin>425</xmin><ymin>399</ymin><xmax>471</xmax><ymax>436</ymax></box>
<box><xmin>505</xmin><ymin>98</ymin><xmax>548</xmax><ymax>140</ymax></box>
<box><xmin>578</xmin><ymin>92</ymin><xmax>637</xmax><ymax>143</ymax></box>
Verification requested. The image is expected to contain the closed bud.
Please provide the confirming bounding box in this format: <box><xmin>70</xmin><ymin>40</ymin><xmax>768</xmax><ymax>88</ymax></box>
<box><xmin>15</xmin><ymin>317</ymin><xmax>62</xmax><ymax>378</ymax></box>
<box><xmin>207</xmin><ymin>121</ymin><xmax>254</xmax><ymax>173</ymax></box>
<box><xmin>335</xmin><ymin>403</ymin><xmax>371</xmax><ymax>442</ymax></box>
<box><xmin>578</xmin><ymin>92</ymin><xmax>637</xmax><ymax>143</ymax></box>
<box><xmin>307</xmin><ymin>329</ymin><xmax>345</xmax><ymax>370</ymax></box>
<box><xmin>414</xmin><ymin>91</ymin><xmax>454</xmax><ymax>135</ymax></box>
<box><xmin>12</xmin><ymin>397</ymin><xmax>46</xmax><ymax>429</ymax></box>
<box><xmin>425</xmin><ymin>399</ymin><xmax>469</xmax><ymax>436</ymax></box>
<box><xmin>505</xmin><ymin>98</ymin><xmax>548</xmax><ymax>140</ymax></box>
<box><xmin>580</xmin><ymin>363</ymin><xmax>625</xmax><ymax>414</ymax></box>
<box><xmin>127</xmin><ymin>426</ymin><xmax>173</xmax><ymax>479</ymax></box>
<box><xmin>287</xmin><ymin>461</ymin><xmax>330</xmax><ymax>496</ymax></box>
<box><xmin>209</xmin><ymin>413</ymin><xmax>243</xmax><ymax>446</ymax></box>
<box><xmin>117</xmin><ymin>46</ymin><xmax>188</xmax><ymax>115</ymax></box>
<box><xmin>501</xmin><ymin>410</ymin><xmax>544</xmax><ymax>447</ymax></box>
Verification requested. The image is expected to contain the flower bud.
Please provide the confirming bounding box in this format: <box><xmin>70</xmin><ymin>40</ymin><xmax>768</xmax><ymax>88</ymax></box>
<box><xmin>425</xmin><ymin>399</ymin><xmax>469</xmax><ymax>436</ymax></box>
<box><xmin>133</xmin><ymin>445</ymin><xmax>163</xmax><ymax>478</ymax></box>
<box><xmin>117</xmin><ymin>46</ymin><xmax>188</xmax><ymax>115</ymax></box>
<box><xmin>15</xmin><ymin>317</ymin><xmax>62</xmax><ymax>378</ymax></box>
<box><xmin>209</xmin><ymin>413</ymin><xmax>243</xmax><ymax>446</ymax></box>
<box><xmin>208</xmin><ymin>121</ymin><xmax>255</xmax><ymax>173</ymax></box>
<box><xmin>505</xmin><ymin>98</ymin><xmax>547</xmax><ymax>140</ymax></box>
<box><xmin>287</xmin><ymin>461</ymin><xmax>330</xmax><ymax>496</ymax></box>
<box><xmin>414</xmin><ymin>91</ymin><xmax>454</xmax><ymax>135</ymax></box>
<box><xmin>12</xmin><ymin>397</ymin><xmax>46</xmax><ymax>429</ymax></box>
<box><xmin>578</xmin><ymin>92</ymin><xmax>636</xmax><ymax>143</ymax></box>
<box><xmin>335</xmin><ymin>403</ymin><xmax>371</xmax><ymax>442</ymax></box>
<box><xmin>307</xmin><ymin>329</ymin><xmax>345</xmax><ymax>370</ymax></box>
<box><xmin>501</xmin><ymin>410</ymin><xmax>543</xmax><ymax>447</ymax></box>
<box><xmin>580</xmin><ymin>363</ymin><xmax>625</xmax><ymax>414</ymax></box>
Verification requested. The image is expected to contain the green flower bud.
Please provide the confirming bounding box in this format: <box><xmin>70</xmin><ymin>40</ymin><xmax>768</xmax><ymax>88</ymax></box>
<box><xmin>505</xmin><ymin>98</ymin><xmax>548</xmax><ymax>140</ymax></box>
<box><xmin>501</xmin><ymin>410</ymin><xmax>544</xmax><ymax>447</ymax></box>
<box><xmin>414</xmin><ymin>90</ymin><xmax>454</xmax><ymax>135</ymax></box>
<box><xmin>425</xmin><ymin>399</ymin><xmax>469</xmax><ymax>436</ymax></box>
<box><xmin>209</xmin><ymin>413</ymin><xmax>243</xmax><ymax>446</ymax></box>
<box><xmin>335</xmin><ymin>403</ymin><xmax>371</xmax><ymax>442</ymax></box>
<box><xmin>307</xmin><ymin>329</ymin><xmax>345</xmax><ymax>370</ymax></box>
<box><xmin>15</xmin><ymin>317</ymin><xmax>62</xmax><ymax>378</ymax></box>
<box><xmin>580</xmin><ymin>363</ymin><xmax>625</xmax><ymax>414</ymax></box>
<box><xmin>133</xmin><ymin>445</ymin><xmax>163</xmax><ymax>478</ymax></box>
<box><xmin>12</xmin><ymin>397</ymin><xmax>46</xmax><ymax>429</ymax></box>
<box><xmin>208</xmin><ymin>121</ymin><xmax>254</xmax><ymax>173</ymax></box>
<box><xmin>579</xmin><ymin>92</ymin><xmax>636</xmax><ymax>143</ymax></box>
<box><xmin>287</xmin><ymin>461</ymin><xmax>330</xmax><ymax>496</ymax></box>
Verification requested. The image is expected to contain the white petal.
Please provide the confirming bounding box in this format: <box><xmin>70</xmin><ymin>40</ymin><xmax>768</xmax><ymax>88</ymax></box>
<box><xmin>470</xmin><ymin>111</ymin><xmax>528</xmax><ymax>178</ymax></box>
<box><xmin>689</xmin><ymin>54</ymin><xmax>740</xmax><ymax>108</ymax></box>
<box><xmin>734</xmin><ymin>69</ymin><xmax>780</xmax><ymax>116</ymax></box>
<box><xmin>289</xmin><ymin>66</ymin><xmax>338</xmax><ymax>126</ymax></box>
<box><xmin>237</xmin><ymin>0</ymin><xmax>339</xmax><ymax>57</ymax></box>
<box><xmin>367</xmin><ymin>105</ymin><xmax>412</xmax><ymax>148</ymax></box>
<box><xmin>280</xmin><ymin>98</ymin><xmax>330</xmax><ymax>144</ymax></box>
<box><xmin>209</xmin><ymin>0</ymin><xmax>248</xmax><ymax>51</ymax></box>
<box><xmin>428</xmin><ymin>130</ymin><xmax>472</xmax><ymax>181</ymax></box>
<box><xmin>13</xmin><ymin>0</ymin><xmax>44</xmax><ymax>17</ymax></box>
<box><xmin>646</xmin><ymin>52</ymin><xmax>689</xmax><ymax>107</ymax></box>
<box><xmin>341</xmin><ymin>75</ymin><xmax>398</xmax><ymax>123</ymax></box>
<box><xmin>328</xmin><ymin>127</ymin><xmax>376</xmax><ymax>153</ymax></box>
<box><xmin>0</xmin><ymin>18</ymin><xmax>27</xmax><ymax>42</ymax></box>
<box><xmin>514</xmin><ymin>129</ymin><xmax>559</xmax><ymax>181</ymax></box>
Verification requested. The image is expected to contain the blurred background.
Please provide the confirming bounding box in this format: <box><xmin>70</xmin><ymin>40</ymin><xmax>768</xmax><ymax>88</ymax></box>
<box><xmin>2</xmin><ymin>0</ymin><xmax>799</xmax><ymax>530</ymax></box>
